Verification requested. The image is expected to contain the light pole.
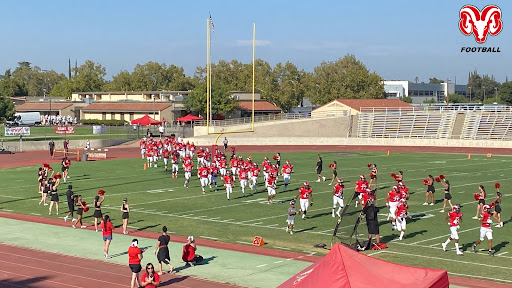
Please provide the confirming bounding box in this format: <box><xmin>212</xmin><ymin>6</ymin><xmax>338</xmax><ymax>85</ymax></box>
<box><xmin>468</xmin><ymin>86</ymin><xmax>471</xmax><ymax>102</ymax></box>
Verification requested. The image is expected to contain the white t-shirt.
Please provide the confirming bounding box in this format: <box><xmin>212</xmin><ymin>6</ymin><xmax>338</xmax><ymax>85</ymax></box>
<box><xmin>158</xmin><ymin>126</ymin><xmax>164</xmax><ymax>133</ymax></box>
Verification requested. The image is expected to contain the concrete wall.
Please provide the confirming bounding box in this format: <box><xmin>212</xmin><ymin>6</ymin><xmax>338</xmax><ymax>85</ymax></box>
<box><xmin>5</xmin><ymin>139</ymin><xmax>131</xmax><ymax>152</ymax></box>
<box><xmin>185</xmin><ymin>135</ymin><xmax>512</xmax><ymax>148</ymax></box>
<box><xmin>194</xmin><ymin>117</ymin><xmax>350</xmax><ymax>138</ymax></box>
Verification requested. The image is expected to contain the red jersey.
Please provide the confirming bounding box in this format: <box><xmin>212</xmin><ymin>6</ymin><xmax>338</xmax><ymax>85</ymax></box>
<box><xmin>183</xmin><ymin>157</ymin><xmax>192</xmax><ymax>166</ymax></box>
<box><xmin>239</xmin><ymin>169</ymin><xmax>248</xmax><ymax>180</ymax></box>
<box><xmin>251</xmin><ymin>167</ymin><xmax>260</xmax><ymax>177</ymax></box>
<box><xmin>266</xmin><ymin>176</ymin><xmax>276</xmax><ymax>188</ymax></box>
<box><xmin>140</xmin><ymin>273</ymin><xmax>160</xmax><ymax>288</ymax></box>
<box><xmin>128</xmin><ymin>246</ymin><xmax>142</xmax><ymax>264</ymax></box>
<box><xmin>197</xmin><ymin>150</ymin><xmax>204</xmax><ymax>159</ymax></box>
<box><xmin>101</xmin><ymin>221</ymin><xmax>114</xmax><ymax>236</ymax></box>
<box><xmin>244</xmin><ymin>161</ymin><xmax>253</xmax><ymax>169</ymax></box>
<box><xmin>282</xmin><ymin>164</ymin><xmax>293</xmax><ymax>175</ymax></box>
<box><xmin>209</xmin><ymin>166</ymin><xmax>219</xmax><ymax>177</ymax></box>
<box><xmin>172</xmin><ymin>154</ymin><xmax>179</xmax><ymax>164</ymax></box>
<box><xmin>481</xmin><ymin>211</ymin><xmax>492</xmax><ymax>228</ymax></box>
<box><xmin>162</xmin><ymin>150</ymin><xmax>170</xmax><ymax>159</ymax></box>
<box><xmin>399</xmin><ymin>187</ymin><xmax>409</xmax><ymax>199</ymax></box>
<box><xmin>230</xmin><ymin>159</ymin><xmax>239</xmax><ymax>168</ymax></box>
<box><xmin>189</xmin><ymin>145</ymin><xmax>196</xmax><ymax>153</ymax></box>
<box><xmin>223</xmin><ymin>175</ymin><xmax>234</xmax><ymax>185</ymax></box>
<box><xmin>333</xmin><ymin>183</ymin><xmax>344</xmax><ymax>197</ymax></box>
<box><xmin>198</xmin><ymin>167</ymin><xmax>209</xmax><ymax>178</ymax></box>
<box><xmin>184</xmin><ymin>164</ymin><xmax>193</xmax><ymax>173</ymax></box>
<box><xmin>448</xmin><ymin>211</ymin><xmax>462</xmax><ymax>227</ymax></box>
<box><xmin>299</xmin><ymin>187</ymin><xmax>312</xmax><ymax>199</ymax></box>
<box><xmin>219</xmin><ymin>160</ymin><xmax>227</xmax><ymax>169</ymax></box>
<box><xmin>355</xmin><ymin>180</ymin><xmax>369</xmax><ymax>193</ymax></box>
<box><xmin>270</xmin><ymin>168</ymin><xmax>278</xmax><ymax>175</ymax></box>
<box><xmin>388</xmin><ymin>191</ymin><xmax>401</xmax><ymax>203</ymax></box>
<box><xmin>396</xmin><ymin>204</ymin><xmax>409</xmax><ymax>218</ymax></box>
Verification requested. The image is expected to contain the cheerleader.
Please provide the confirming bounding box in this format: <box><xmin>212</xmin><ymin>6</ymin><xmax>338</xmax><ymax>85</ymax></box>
<box><xmin>493</xmin><ymin>185</ymin><xmax>503</xmax><ymax>227</ymax></box>
<box><xmin>121</xmin><ymin>198</ymin><xmax>130</xmax><ymax>234</ymax></box>
<box><xmin>38</xmin><ymin>167</ymin><xmax>44</xmax><ymax>193</ymax></box>
<box><xmin>440</xmin><ymin>179</ymin><xmax>453</xmax><ymax>213</ymax></box>
<box><xmin>395</xmin><ymin>171</ymin><xmax>403</xmax><ymax>183</ymax></box>
<box><xmin>72</xmin><ymin>195</ymin><xmax>86</xmax><ymax>229</ymax></box>
<box><xmin>39</xmin><ymin>177</ymin><xmax>52</xmax><ymax>206</ymax></box>
<box><xmin>369</xmin><ymin>164</ymin><xmax>378</xmax><ymax>189</ymax></box>
<box><xmin>275</xmin><ymin>153</ymin><xmax>281</xmax><ymax>169</ymax></box>
<box><xmin>48</xmin><ymin>175</ymin><xmax>61</xmax><ymax>215</ymax></box>
<box><xmin>94</xmin><ymin>195</ymin><xmax>105</xmax><ymax>232</ymax></box>
<box><xmin>473</xmin><ymin>185</ymin><xmax>486</xmax><ymax>219</ymax></box>
<box><xmin>328</xmin><ymin>161</ymin><xmax>338</xmax><ymax>186</ymax></box>
<box><xmin>423</xmin><ymin>175</ymin><xmax>435</xmax><ymax>206</ymax></box>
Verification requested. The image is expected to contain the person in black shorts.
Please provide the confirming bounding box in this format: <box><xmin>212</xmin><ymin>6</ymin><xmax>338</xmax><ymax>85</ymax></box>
<box><xmin>493</xmin><ymin>186</ymin><xmax>503</xmax><ymax>227</ymax></box>
<box><xmin>72</xmin><ymin>195</ymin><xmax>86</xmax><ymax>229</ymax></box>
<box><xmin>473</xmin><ymin>185</ymin><xmax>486</xmax><ymax>219</ymax></box>
<box><xmin>315</xmin><ymin>155</ymin><xmax>325</xmax><ymax>182</ymax></box>
<box><xmin>424</xmin><ymin>175</ymin><xmax>435</xmax><ymax>206</ymax></box>
<box><xmin>93</xmin><ymin>195</ymin><xmax>105</xmax><ymax>232</ymax></box>
<box><xmin>121</xmin><ymin>198</ymin><xmax>130</xmax><ymax>235</ymax></box>
<box><xmin>440</xmin><ymin>179</ymin><xmax>453</xmax><ymax>213</ymax></box>
<box><xmin>64</xmin><ymin>185</ymin><xmax>75</xmax><ymax>222</ymax></box>
<box><xmin>48</xmin><ymin>177</ymin><xmax>60</xmax><ymax>215</ymax></box>
<box><xmin>275</xmin><ymin>153</ymin><xmax>281</xmax><ymax>169</ymax></box>
<box><xmin>329</xmin><ymin>161</ymin><xmax>338</xmax><ymax>186</ymax></box>
<box><xmin>363</xmin><ymin>199</ymin><xmax>380</xmax><ymax>249</ymax></box>
<box><xmin>154</xmin><ymin>226</ymin><xmax>174</xmax><ymax>275</ymax></box>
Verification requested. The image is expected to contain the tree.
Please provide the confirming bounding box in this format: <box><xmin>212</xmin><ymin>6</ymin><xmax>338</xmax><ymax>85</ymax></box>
<box><xmin>429</xmin><ymin>77</ymin><xmax>444</xmax><ymax>84</ymax></box>
<box><xmin>399</xmin><ymin>96</ymin><xmax>412</xmax><ymax>103</ymax></box>
<box><xmin>268</xmin><ymin>62</ymin><xmax>305</xmax><ymax>112</ymax></box>
<box><xmin>0</xmin><ymin>95</ymin><xmax>15</xmax><ymax>122</ymax></box>
<box><xmin>496</xmin><ymin>82</ymin><xmax>512</xmax><ymax>105</ymax></box>
<box><xmin>447</xmin><ymin>94</ymin><xmax>466</xmax><ymax>104</ymax></box>
<box><xmin>49</xmin><ymin>80</ymin><xmax>74</xmax><ymax>98</ymax></box>
<box><xmin>467</xmin><ymin>70</ymin><xmax>500</xmax><ymax>102</ymax></box>
<box><xmin>184</xmin><ymin>83</ymin><xmax>238</xmax><ymax>117</ymax></box>
<box><xmin>306</xmin><ymin>54</ymin><xmax>385</xmax><ymax>105</ymax></box>
<box><xmin>73</xmin><ymin>60</ymin><xmax>106</xmax><ymax>93</ymax></box>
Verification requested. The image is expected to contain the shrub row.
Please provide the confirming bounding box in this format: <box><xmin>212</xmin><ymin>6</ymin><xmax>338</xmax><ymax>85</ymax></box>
<box><xmin>79</xmin><ymin>119</ymin><xmax>128</xmax><ymax>126</ymax></box>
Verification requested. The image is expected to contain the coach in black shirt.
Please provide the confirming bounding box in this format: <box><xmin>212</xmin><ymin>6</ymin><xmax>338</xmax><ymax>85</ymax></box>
<box><xmin>362</xmin><ymin>199</ymin><xmax>380</xmax><ymax>246</ymax></box>
<box><xmin>64</xmin><ymin>185</ymin><xmax>75</xmax><ymax>222</ymax></box>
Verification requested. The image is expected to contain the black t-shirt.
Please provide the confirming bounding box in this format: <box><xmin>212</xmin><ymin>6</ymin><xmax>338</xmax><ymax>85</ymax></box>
<box><xmin>363</xmin><ymin>205</ymin><xmax>379</xmax><ymax>221</ymax></box>
<box><xmin>66</xmin><ymin>189</ymin><xmax>74</xmax><ymax>203</ymax></box>
<box><xmin>158</xmin><ymin>234</ymin><xmax>170</xmax><ymax>246</ymax></box>
<box><xmin>316</xmin><ymin>160</ymin><xmax>322</xmax><ymax>168</ymax></box>
<box><xmin>49</xmin><ymin>141</ymin><xmax>55</xmax><ymax>149</ymax></box>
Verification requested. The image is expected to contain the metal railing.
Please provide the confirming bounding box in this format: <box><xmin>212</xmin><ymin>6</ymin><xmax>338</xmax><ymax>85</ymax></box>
<box><xmin>193</xmin><ymin>113</ymin><xmax>311</xmax><ymax>127</ymax></box>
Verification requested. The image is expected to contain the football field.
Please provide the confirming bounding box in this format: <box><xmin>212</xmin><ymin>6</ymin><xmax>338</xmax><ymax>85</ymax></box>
<box><xmin>0</xmin><ymin>150</ymin><xmax>511</xmax><ymax>284</ymax></box>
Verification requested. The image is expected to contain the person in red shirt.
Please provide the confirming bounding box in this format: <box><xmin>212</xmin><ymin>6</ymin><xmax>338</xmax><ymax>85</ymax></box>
<box><xmin>182</xmin><ymin>236</ymin><xmax>203</xmax><ymax>266</ymax></box>
<box><xmin>162</xmin><ymin>149</ymin><xmax>170</xmax><ymax>171</ymax></box>
<box><xmin>230</xmin><ymin>155</ymin><xmax>239</xmax><ymax>181</ymax></box>
<box><xmin>395</xmin><ymin>199</ymin><xmax>412</xmax><ymax>240</ymax></box>
<box><xmin>472</xmin><ymin>204</ymin><xmax>497</xmax><ymax>256</ymax></box>
<box><xmin>209</xmin><ymin>163</ymin><xmax>219</xmax><ymax>191</ymax></box>
<box><xmin>101</xmin><ymin>214</ymin><xmax>114</xmax><ymax>258</ymax></box>
<box><xmin>198</xmin><ymin>164</ymin><xmax>209</xmax><ymax>195</ymax></box>
<box><xmin>332</xmin><ymin>179</ymin><xmax>344</xmax><ymax>218</ymax></box>
<box><xmin>171</xmin><ymin>152</ymin><xmax>179</xmax><ymax>178</ymax></box>
<box><xmin>442</xmin><ymin>205</ymin><xmax>464</xmax><ymax>255</ymax></box>
<box><xmin>354</xmin><ymin>175</ymin><xmax>368</xmax><ymax>208</ymax></box>
<box><xmin>281</xmin><ymin>160</ymin><xmax>293</xmax><ymax>192</ymax></box>
<box><xmin>140</xmin><ymin>263</ymin><xmax>160</xmax><ymax>288</ymax></box>
<box><xmin>128</xmin><ymin>239</ymin><xmax>144</xmax><ymax>288</ymax></box>
<box><xmin>223</xmin><ymin>171</ymin><xmax>235</xmax><ymax>200</ymax></box>
<box><xmin>218</xmin><ymin>156</ymin><xmax>227</xmax><ymax>176</ymax></box>
<box><xmin>183</xmin><ymin>162</ymin><xmax>193</xmax><ymax>188</ymax></box>
<box><xmin>385</xmin><ymin>186</ymin><xmax>401</xmax><ymax>229</ymax></box>
<box><xmin>295</xmin><ymin>182</ymin><xmax>313</xmax><ymax>219</ymax></box>
<box><xmin>398</xmin><ymin>181</ymin><xmax>409</xmax><ymax>200</ymax></box>
<box><xmin>238</xmin><ymin>167</ymin><xmax>248</xmax><ymax>197</ymax></box>
<box><xmin>266</xmin><ymin>172</ymin><xmax>277</xmax><ymax>204</ymax></box>
<box><xmin>250</xmin><ymin>163</ymin><xmax>260</xmax><ymax>192</ymax></box>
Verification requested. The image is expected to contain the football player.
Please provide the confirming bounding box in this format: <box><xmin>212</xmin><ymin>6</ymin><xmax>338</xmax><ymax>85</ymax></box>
<box><xmin>295</xmin><ymin>182</ymin><xmax>313</xmax><ymax>219</ymax></box>
<box><xmin>198</xmin><ymin>163</ymin><xmax>209</xmax><ymax>195</ymax></box>
<box><xmin>332</xmin><ymin>179</ymin><xmax>344</xmax><ymax>218</ymax></box>
<box><xmin>281</xmin><ymin>160</ymin><xmax>293</xmax><ymax>192</ymax></box>
<box><xmin>472</xmin><ymin>204</ymin><xmax>496</xmax><ymax>256</ymax></box>
<box><xmin>223</xmin><ymin>171</ymin><xmax>234</xmax><ymax>200</ymax></box>
<box><xmin>442</xmin><ymin>205</ymin><xmax>463</xmax><ymax>255</ymax></box>
<box><xmin>385</xmin><ymin>186</ymin><xmax>400</xmax><ymax>230</ymax></box>
<box><xmin>395</xmin><ymin>199</ymin><xmax>412</xmax><ymax>240</ymax></box>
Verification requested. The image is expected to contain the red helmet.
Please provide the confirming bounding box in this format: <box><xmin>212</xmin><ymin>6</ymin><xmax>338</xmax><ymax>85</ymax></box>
<box><xmin>304</xmin><ymin>181</ymin><xmax>309</xmax><ymax>187</ymax></box>
<box><xmin>360</xmin><ymin>175</ymin><xmax>366</xmax><ymax>179</ymax></box>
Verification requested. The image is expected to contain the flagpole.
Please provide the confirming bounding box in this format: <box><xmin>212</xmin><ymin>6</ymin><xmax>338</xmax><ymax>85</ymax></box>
<box><xmin>252</xmin><ymin>23</ymin><xmax>255</xmax><ymax>131</ymax></box>
<box><xmin>206</xmin><ymin>18</ymin><xmax>210</xmax><ymax>134</ymax></box>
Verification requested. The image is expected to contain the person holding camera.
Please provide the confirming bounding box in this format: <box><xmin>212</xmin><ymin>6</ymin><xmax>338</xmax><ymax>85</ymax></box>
<box><xmin>140</xmin><ymin>263</ymin><xmax>160</xmax><ymax>287</ymax></box>
<box><xmin>362</xmin><ymin>194</ymin><xmax>380</xmax><ymax>247</ymax></box>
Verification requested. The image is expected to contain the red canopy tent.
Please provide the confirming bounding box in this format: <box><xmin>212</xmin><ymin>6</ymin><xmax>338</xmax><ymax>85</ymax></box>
<box><xmin>130</xmin><ymin>114</ymin><xmax>162</xmax><ymax>126</ymax></box>
<box><xmin>278</xmin><ymin>243</ymin><xmax>449</xmax><ymax>288</ymax></box>
<box><xmin>176</xmin><ymin>114</ymin><xmax>203</xmax><ymax>122</ymax></box>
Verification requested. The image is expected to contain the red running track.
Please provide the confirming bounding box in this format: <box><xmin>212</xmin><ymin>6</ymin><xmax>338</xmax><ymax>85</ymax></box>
<box><xmin>0</xmin><ymin>243</ymin><xmax>240</xmax><ymax>288</ymax></box>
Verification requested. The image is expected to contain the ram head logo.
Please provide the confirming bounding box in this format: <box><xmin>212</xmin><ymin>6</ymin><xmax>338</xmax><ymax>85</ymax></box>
<box><xmin>459</xmin><ymin>5</ymin><xmax>502</xmax><ymax>43</ymax></box>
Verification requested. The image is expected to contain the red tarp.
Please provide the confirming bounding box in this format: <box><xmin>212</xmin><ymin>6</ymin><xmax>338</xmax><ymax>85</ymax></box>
<box><xmin>176</xmin><ymin>113</ymin><xmax>203</xmax><ymax>122</ymax></box>
<box><xmin>130</xmin><ymin>114</ymin><xmax>162</xmax><ymax>126</ymax></box>
<box><xmin>278</xmin><ymin>243</ymin><xmax>449</xmax><ymax>288</ymax></box>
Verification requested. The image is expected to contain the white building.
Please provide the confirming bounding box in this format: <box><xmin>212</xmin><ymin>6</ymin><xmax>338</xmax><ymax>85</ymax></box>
<box><xmin>383</xmin><ymin>80</ymin><xmax>467</xmax><ymax>104</ymax></box>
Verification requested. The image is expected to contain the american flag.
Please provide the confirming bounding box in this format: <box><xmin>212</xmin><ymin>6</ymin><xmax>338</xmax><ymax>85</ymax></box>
<box><xmin>209</xmin><ymin>13</ymin><xmax>215</xmax><ymax>33</ymax></box>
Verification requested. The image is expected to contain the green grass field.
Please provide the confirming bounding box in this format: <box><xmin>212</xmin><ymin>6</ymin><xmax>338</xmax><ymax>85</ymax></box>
<box><xmin>1</xmin><ymin>151</ymin><xmax>511</xmax><ymax>284</ymax></box>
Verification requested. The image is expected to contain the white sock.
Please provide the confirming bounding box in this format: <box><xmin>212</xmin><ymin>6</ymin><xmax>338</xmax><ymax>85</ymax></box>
<box><xmin>337</xmin><ymin>207</ymin><xmax>342</xmax><ymax>214</ymax></box>
<box><xmin>444</xmin><ymin>239</ymin><xmax>451</xmax><ymax>246</ymax></box>
<box><xmin>400</xmin><ymin>231</ymin><xmax>405</xmax><ymax>239</ymax></box>
<box><xmin>455</xmin><ymin>243</ymin><xmax>460</xmax><ymax>251</ymax></box>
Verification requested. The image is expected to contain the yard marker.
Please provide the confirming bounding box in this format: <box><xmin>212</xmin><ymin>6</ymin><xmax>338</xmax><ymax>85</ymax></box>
<box><xmin>252</xmin><ymin>236</ymin><xmax>264</xmax><ymax>246</ymax></box>
<box><xmin>143</xmin><ymin>163</ymin><xmax>147</xmax><ymax>170</ymax></box>
<box><xmin>387</xmin><ymin>150</ymin><xmax>390</xmax><ymax>156</ymax></box>
<box><xmin>468</xmin><ymin>153</ymin><xmax>471</xmax><ymax>159</ymax></box>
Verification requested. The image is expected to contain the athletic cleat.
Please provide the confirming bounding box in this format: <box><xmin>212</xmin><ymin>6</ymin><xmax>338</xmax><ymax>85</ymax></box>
<box><xmin>472</xmin><ymin>216</ymin><xmax>479</xmax><ymax>219</ymax></box>
<box><xmin>290</xmin><ymin>231</ymin><xmax>293</xmax><ymax>235</ymax></box>
<box><xmin>439</xmin><ymin>210</ymin><xmax>444</xmax><ymax>213</ymax></box>
<box><xmin>316</xmin><ymin>179</ymin><xmax>321</xmax><ymax>182</ymax></box>
<box><xmin>286</xmin><ymin>227</ymin><xmax>289</xmax><ymax>232</ymax></box>
<box><xmin>44</xmin><ymin>203</ymin><xmax>48</xmax><ymax>206</ymax></box>
<box><xmin>302</xmin><ymin>214</ymin><xmax>305</xmax><ymax>220</ymax></box>
<box><xmin>472</xmin><ymin>244</ymin><xmax>477</xmax><ymax>253</ymax></box>
<box><xmin>64</xmin><ymin>216</ymin><xmax>68</xmax><ymax>222</ymax></box>
<box><xmin>442</xmin><ymin>242</ymin><xmax>447</xmax><ymax>251</ymax></box>
<box><xmin>332</xmin><ymin>214</ymin><xmax>335</xmax><ymax>218</ymax></box>
<box><xmin>429</xmin><ymin>203</ymin><xmax>434</xmax><ymax>206</ymax></box>
<box><xmin>423</xmin><ymin>202</ymin><xmax>428</xmax><ymax>206</ymax></box>
<box><xmin>336</xmin><ymin>212</ymin><xmax>341</xmax><ymax>217</ymax></box>
<box><xmin>456</xmin><ymin>251</ymin><xmax>464</xmax><ymax>255</ymax></box>
<box><xmin>488</xmin><ymin>250</ymin><xmax>494</xmax><ymax>256</ymax></box>
<box><xmin>323</xmin><ymin>176</ymin><xmax>326</xmax><ymax>181</ymax></box>
<box><xmin>81</xmin><ymin>225</ymin><xmax>87</xmax><ymax>229</ymax></box>
<box><xmin>72</xmin><ymin>225</ymin><xmax>76</xmax><ymax>229</ymax></box>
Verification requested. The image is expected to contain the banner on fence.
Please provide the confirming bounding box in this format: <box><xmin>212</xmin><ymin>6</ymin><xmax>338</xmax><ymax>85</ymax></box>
<box><xmin>93</xmin><ymin>125</ymin><xmax>106</xmax><ymax>134</ymax></box>
<box><xmin>5</xmin><ymin>127</ymin><xmax>30</xmax><ymax>136</ymax></box>
<box><xmin>55</xmin><ymin>126</ymin><xmax>75</xmax><ymax>134</ymax></box>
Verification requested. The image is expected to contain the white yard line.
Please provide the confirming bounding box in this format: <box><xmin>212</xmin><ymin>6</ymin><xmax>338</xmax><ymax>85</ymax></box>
<box><xmin>200</xmin><ymin>236</ymin><xmax>218</xmax><ymax>240</ymax></box>
<box><xmin>407</xmin><ymin>226</ymin><xmax>481</xmax><ymax>245</ymax></box>
<box><xmin>447</xmin><ymin>272</ymin><xmax>512</xmax><ymax>284</ymax></box>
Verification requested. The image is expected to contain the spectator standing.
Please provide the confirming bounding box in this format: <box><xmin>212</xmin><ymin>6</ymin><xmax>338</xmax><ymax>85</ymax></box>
<box><xmin>48</xmin><ymin>140</ymin><xmax>55</xmax><ymax>157</ymax></box>
<box><xmin>154</xmin><ymin>226</ymin><xmax>174</xmax><ymax>275</ymax></box>
<box><xmin>315</xmin><ymin>155</ymin><xmax>325</xmax><ymax>182</ymax></box>
<box><xmin>64</xmin><ymin>185</ymin><xmax>75</xmax><ymax>222</ymax></box>
<box><xmin>223</xmin><ymin>137</ymin><xmax>228</xmax><ymax>151</ymax></box>
<box><xmin>101</xmin><ymin>215</ymin><xmax>114</xmax><ymax>258</ymax></box>
<box><xmin>128</xmin><ymin>239</ymin><xmax>144</xmax><ymax>288</ymax></box>
<box><xmin>286</xmin><ymin>200</ymin><xmax>296</xmax><ymax>234</ymax></box>
<box><xmin>158</xmin><ymin>125</ymin><xmax>164</xmax><ymax>138</ymax></box>
<box><xmin>140</xmin><ymin>263</ymin><xmax>160</xmax><ymax>288</ymax></box>
<box><xmin>182</xmin><ymin>236</ymin><xmax>203</xmax><ymax>266</ymax></box>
